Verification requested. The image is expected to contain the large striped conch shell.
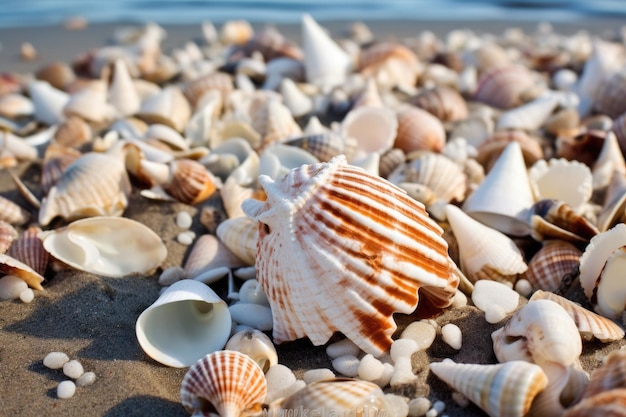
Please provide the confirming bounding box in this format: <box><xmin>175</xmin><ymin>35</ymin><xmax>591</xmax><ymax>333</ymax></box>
<box><xmin>241</xmin><ymin>155</ymin><xmax>458</xmax><ymax>356</ymax></box>
<box><xmin>180</xmin><ymin>350</ymin><xmax>266</xmax><ymax>417</ymax></box>
<box><xmin>429</xmin><ymin>359</ymin><xmax>548</xmax><ymax>417</ymax></box>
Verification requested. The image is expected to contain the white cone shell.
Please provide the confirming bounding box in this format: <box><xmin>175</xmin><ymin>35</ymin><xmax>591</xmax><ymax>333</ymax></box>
<box><xmin>28</xmin><ymin>80</ymin><xmax>69</xmax><ymax>126</ymax></box>
<box><xmin>462</xmin><ymin>141</ymin><xmax>534</xmax><ymax>236</ymax></box>
<box><xmin>496</xmin><ymin>93</ymin><xmax>559</xmax><ymax>131</ymax></box>
<box><xmin>108</xmin><ymin>59</ymin><xmax>141</xmax><ymax>117</ymax></box>
<box><xmin>135</xmin><ymin>279</ymin><xmax>231</xmax><ymax>367</ymax></box>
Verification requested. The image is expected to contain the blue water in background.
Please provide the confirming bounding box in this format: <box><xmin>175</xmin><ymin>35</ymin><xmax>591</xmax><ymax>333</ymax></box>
<box><xmin>1</xmin><ymin>0</ymin><xmax>626</xmax><ymax>28</ymax></box>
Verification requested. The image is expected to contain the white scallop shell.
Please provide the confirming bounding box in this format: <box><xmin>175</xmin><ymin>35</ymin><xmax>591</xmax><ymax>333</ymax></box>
<box><xmin>40</xmin><ymin>216</ymin><xmax>167</xmax><ymax>277</ymax></box>
<box><xmin>528</xmin><ymin>158</ymin><xmax>592</xmax><ymax>211</ymax></box>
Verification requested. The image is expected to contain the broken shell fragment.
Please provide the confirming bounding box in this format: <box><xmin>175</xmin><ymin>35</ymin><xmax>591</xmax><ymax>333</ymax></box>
<box><xmin>40</xmin><ymin>216</ymin><xmax>167</xmax><ymax>278</ymax></box>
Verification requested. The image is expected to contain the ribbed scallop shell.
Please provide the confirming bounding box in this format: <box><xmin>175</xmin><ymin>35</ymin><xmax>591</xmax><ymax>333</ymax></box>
<box><xmin>0</xmin><ymin>195</ymin><xmax>30</xmax><ymax>226</ymax></box>
<box><xmin>163</xmin><ymin>159</ymin><xmax>218</xmax><ymax>205</ymax></box>
<box><xmin>41</xmin><ymin>142</ymin><xmax>82</xmax><ymax>195</ymax></box>
<box><xmin>429</xmin><ymin>360</ymin><xmax>548</xmax><ymax>417</ymax></box>
<box><xmin>580</xmin><ymin>350</ymin><xmax>626</xmax><ymax>399</ymax></box>
<box><xmin>0</xmin><ymin>221</ymin><xmax>18</xmax><ymax>254</ymax></box>
<box><xmin>474</xmin><ymin>64</ymin><xmax>536</xmax><ymax>109</ymax></box>
<box><xmin>393</xmin><ymin>106</ymin><xmax>446</xmax><ymax>154</ymax></box>
<box><xmin>251</xmin><ymin>99</ymin><xmax>302</xmax><ymax>150</ymax></box>
<box><xmin>562</xmin><ymin>389</ymin><xmax>626</xmax><ymax>417</ymax></box>
<box><xmin>215</xmin><ymin>216</ymin><xmax>258</xmax><ymax>266</ymax></box>
<box><xmin>358</xmin><ymin>42</ymin><xmax>419</xmax><ymax>89</ymax></box>
<box><xmin>0</xmin><ymin>253</ymin><xmax>45</xmax><ymax>290</ymax></box>
<box><xmin>53</xmin><ymin>115</ymin><xmax>93</xmax><ymax>149</ymax></box>
<box><xmin>183</xmin><ymin>72</ymin><xmax>233</xmax><ymax>109</ymax></box>
<box><xmin>7</xmin><ymin>226</ymin><xmax>48</xmax><ymax>277</ymax></box>
<box><xmin>241</xmin><ymin>155</ymin><xmax>458</xmax><ymax>356</ymax></box>
<box><xmin>285</xmin><ymin>132</ymin><xmax>355</xmax><ymax>163</ymax></box>
<box><xmin>530</xmin><ymin>290</ymin><xmax>625</xmax><ymax>342</ymax></box>
<box><xmin>525</xmin><ymin>240</ymin><xmax>581</xmax><ymax>292</ymax></box>
<box><xmin>38</xmin><ymin>152</ymin><xmax>131</xmax><ymax>226</ymax></box>
<box><xmin>476</xmin><ymin>130</ymin><xmax>544</xmax><ymax>172</ymax></box>
<box><xmin>272</xmin><ymin>378</ymin><xmax>388</xmax><ymax>413</ymax></box>
<box><xmin>180</xmin><ymin>350</ymin><xmax>267</xmax><ymax>417</ymax></box>
<box><xmin>409</xmin><ymin>86</ymin><xmax>468</xmax><ymax>122</ymax></box>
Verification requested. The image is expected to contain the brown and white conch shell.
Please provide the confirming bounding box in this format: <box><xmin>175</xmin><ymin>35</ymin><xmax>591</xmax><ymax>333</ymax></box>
<box><xmin>40</xmin><ymin>216</ymin><xmax>167</xmax><ymax>278</ymax></box>
<box><xmin>429</xmin><ymin>359</ymin><xmax>548</xmax><ymax>417</ymax></box>
<box><xmin>241</xmin><ymin>155</ymin><xmax>458</xmax><ymax>356</ymax></box>
<box><xmin>180</xmin><ymin>350</ymin><xmax>267</xmax><ymax>417</ymax></box>
<box><xmin>269</xmin><ymin>378</ymin><xmax>389</xmax><ymax>415</ymax></box>
<box><xmin>39</xmin><ymin>152</ymin><xmax>132</xmax><ymax>226</ymax></box>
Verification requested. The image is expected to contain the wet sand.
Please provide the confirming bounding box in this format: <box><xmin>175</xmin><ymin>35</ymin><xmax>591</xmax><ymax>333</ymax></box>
<box><xmin>1</xmin><ymin>17</ymin><xmax>625</xmax><ymax>417</ymax></box>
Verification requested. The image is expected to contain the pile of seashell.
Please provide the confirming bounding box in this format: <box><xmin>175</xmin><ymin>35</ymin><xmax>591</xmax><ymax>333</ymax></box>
<box><xmin>2</xmin><ymin>13</ymin><xmax>626</xmax><ymax>417</ymax></box>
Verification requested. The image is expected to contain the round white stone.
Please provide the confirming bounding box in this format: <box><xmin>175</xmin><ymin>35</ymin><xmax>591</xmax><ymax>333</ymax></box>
<box><xmin>400</xmin><ymin>321</ymin><xmax>437</xmax><ymax>352</ymax></box>
<box><xmin>0</xmin><ymin>275</ymin><xmax>28</xmax><ymax>301</ymax></box>
<box><xmin>177</xmin><ymin>230</ymin><xmax>196</xmax><ymax>245</ymax></box>
<box><xmin>514</xmin><ymin>278</ymin><xmax>533</xmax><ymax>297</ymax></box>
<box><xmin>43</xmin><ymin>352</ymin><xmax>70</xmax><ymax>370</ymax></box>
<box><xmin>472</xmin><ymin>280</ymin><xmax>519</xmax><ymax>321</ymax></box>
<box><xmin>450</xmin><ymin>290</ymin><xmax>468</xmax><ymax>308</ymax></box>
<box><xmin>331</xmin><ymin>354</ymin><xmax>360</xmax><ymax>377</ymax></box>
<box><xmin>302</xmin><ymin>368</ymin><xmax>335</xmax><ymax>384</ymax></box>
<box><xmin>408</xmin><ymin>397</ymin><xmax>432</xmax><ymax>417</ymax></box>
<box><xmin>357</xmin><ymin>354</ymin><xmax>385</xmax><ymax>381</ymax></box>
<box><xmin>485</xmin><ymin>306</ymin><xmax>508</xmax><ymax>324</ymax></box>
<box><xmin>390</xmin><ymin>338</ymin><xmax>419</xmax><ymax>362</ymax></box>
<box><xmin>19</xmin><ymin>288</ymin><xmax>35</xmax><ymax>303</ymax></box>
<box><xmin>158</xmin><ymin>266</ymin><xmax>185</xmax><ymax>286</ymax></box>
<box><xmin>62</xmin><ymin>360</ymin><xmax>84</xmax><ymax>379</ymax></box>
<box><xmin>238</xmin><ymin>279</ymin><xmax>269</xmax><ymax>306</ymax></box>
<box><xmin>76</xmin><ymin>371</ymin><xmax>96</xmax><ymax>387</ymax></box>
<box><xmin>228</xmin><ymin>303</ymin><xmax>273</xmax><ymax>331</ymax></box>
<box><xmin>372</xmin><ymin>362</ymin><xmax>394</xmax><ymax>388</ymax></box>
<box><xmin>385</xmin><ymin>394</ymin><xmax>410</xmax><ymax>417</ymax></box>
<box><xmin>57</xmin><ymin>380</ymin><xmax>76</xmax><ymax>399</ymax></box>
<box><xmin>441</xmin><ymin>324</ymin><xmax>462</xmax><ymax>350</ymax></box>
<box><xmin>325</xmin><ymin>338</ymin><xmax>361</xmax><ymax>359</ymax></box>
<box><xmin>432</xmin><ymin>400</ymin><xmax>446</xmax><ymax>414</ymax></box>
<box><xmin>265</xmin><ymin>364</ymin><xmax>297</xmax><ymax>404</ymax></box>
<box><xmin>176</xmin><ymin>211</ymin><xmax>193</xmax><ymax>229</ymax></box>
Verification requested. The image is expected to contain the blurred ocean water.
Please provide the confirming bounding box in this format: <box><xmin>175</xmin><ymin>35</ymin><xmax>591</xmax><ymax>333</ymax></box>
<box><xmin>1</xmin><ymin>0</ymin><xmax>626</xmax><ymax>28</ymax></box>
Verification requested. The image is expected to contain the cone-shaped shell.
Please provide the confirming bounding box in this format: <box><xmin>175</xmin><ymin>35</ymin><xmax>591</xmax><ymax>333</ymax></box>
<box><xmin>41</xmin><ymin>216</ymin><xmax>167</xmax><ymax>277</ymax></box>
<box><xmin>7</xmin><ymin>226</ymin><xmax>48</xmax><ymax>277</ymax></box>
<box><xmin>39</xmin><ymin>152</ymin><xmax>131</xmax><ymax>226</ymax></box>
<box><xmin>108</xmin><ymin>58</ymin><xmax>141</xmax><ymax>117</ymax></box>
<box><xmin>496</xmin><ymin>93</ymin><xmax>559</xmax><ymax>131</ymax></box>
<box><xmin>530</xmin><ymin>290</ymin><xmax>625</xmax><ymax>342</ymax></box>
<box><xmin>445</xmin><ymin>204</ymin><xmax>527</xmax><ymax>284</ymax></box>
<box><xmin>525</xmin><ymin>240</ymin><xmax>581</xmax><ymax>292</ymax></box>
<box><xmin>462</xmin><ymin>141</ymin><xmax>535</xmax><ymax>236</ymax></box>
<box><xmin>301</xmin><ymin>14</ymin><xmax>351</xmax><ymax>87</ymax></box>
<box><xmin>241</xmin><ymin>155</ymin><xmax>457</xmax><ymax>356</ymax></box>
<box><xmin>272</xmin><ymin>378</ymin><xmax>388</xmax><ymax>414</ymax></box>
<box><xmin>180</xmin><ymin>350</ymin><xmax>267</xmax><ymax>417</ymax></box>
<box><xmin>0</xmin><ymin>252</ymin><xmax>45</xmax><ymax>290</ymax></box>
<box><xmin>429</xmin><ymin>359</ymin><xmax>548</xmax><ymax>417</ymax></box>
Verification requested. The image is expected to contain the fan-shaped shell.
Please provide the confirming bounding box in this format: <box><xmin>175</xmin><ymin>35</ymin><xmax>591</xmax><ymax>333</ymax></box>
<box><xmin>580</xmin><ymin>350</ymin><xmax>626</xmax><ymax>399</ymax></box>
<box><xmin>474</xmin><ymin>64</ymin><xmax>536</xmax><ymax>109</ymax></box>
<box><xmin>38</xmin><ymin>152</ymin><xmax>131</xmax><ymax>226</ymax></box>
<box><xmin>162</xmin><ymin>159</ymin><xmax>218</xmax><ymax>205</ymax></box>
<box><xmin>180</xmin><ymin>350</ymin><xmax>267</xmax><ymax>417</ymax></box>
<box><xmin>429</xmin><ymin>359</ymin><xmax>548</xmax><ymax>417</ymax></box>
<box><xmin>284</xmin><ymin>132</ymin><xmax>355</xmax><ymax>163</ymax></box>
<box><xmin>271</xmin><ymin>378</ymin><xmax>388</xmax><ymax>414</ymax></box>
<box><xmin>409</xmin><ymin>86</ymin><xmax>468</xmax><ymax>122</ymax></box>
<box><xmin>241</xmin><ymin>155</ymin><xmax>458</xmax><ymax>356</ymax></box>
<box><xmin>525</xmin><ymin>240</ymin><xmax>581</xmax><ymax>292</ymax></box>
<box><xmin>215</xmin><ymin>216</ymin><xmax>258</xmax><ymax>266</ymax></box>
<box><xmin>393</xmin><ymin>106</ymin><xmax>446</xmax><ymax>154</ymax></box>
<box><xmin>7</xmin><ymin>226</ymin><xmax>48</xmax><ymax>277</ymax></box>
<box><xmin>40</xmin><ymin>216</ymin><xmax>167</xmax><ymax>278</ymax></box>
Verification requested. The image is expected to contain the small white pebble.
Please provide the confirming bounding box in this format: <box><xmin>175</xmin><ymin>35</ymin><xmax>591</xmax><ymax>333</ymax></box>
<box><xmin>326</xmin><ymin>338</ymin><xmax>361</xmax><ymax>359</ymax></box>
<box><xmin>228</xmin><ymin>303</ymin><xmax>273</xmax><ymax>331</ymax></box>
<box><xmin>265</xmin><ymin>364</ymin><xmax>296</xmax><ymax>404</ymax></box>
<box><xmin>408</xmin><ymin>397</ymin><xmax>432</xmax><ymax>417</ymax></box>
<box><xmin>0</xmin><ymin>275</ymin><xmax>28</xmax><ymax>301</ymax></box>
<box><xmin>76</xmin><ymin>371</ymin><xmax>96</xmax><ymax>387</ymax></box>
<box><xmin>451</xmin><ymin>391</ymin><xmax>470</xmax><ymax>407</ymax></box>
<box><xmin>400</xmin><ymin>321</ymin><xmax>437</xmax><ymax>352</ymax></box>
<box><xmin>57</xmin><ymin>380</ymin><xmax>76</xmax><ymax>399</ymax></box>
<box><xmin>43</xmin><ymin>352</ymin><xmax>70</xmax><ymax>370</ymax></box>
<box><xmin>357</xmin><ymin>354</ymin><xmax>385</xmax><ymax>381</ymax></box>
<box><xmin>238</xmin><ymin>279</ymin><xmax>269</xmax><ymax>306</ymax></box>
<box><xmin>302</xmin><ymin>368</ymin><xmax>335</xmax><ymax>384</ymax></box>
<box><xmin>385</xmin><ymin>393</ymin><xmax>410</xmax><ymax>417</ymax></box>
<box><xmin>432</xmin><ymin>400</ymin><xmax>446</xmax><ymax>414</ymax></box>
<box><xmin>425</xmin><ymin>409</ymin><xmax>438</xmax><ymax>417</ymax></box>
<box><xmin>450</xmin><ymin>290</ymin><xmax>467</xmax><ymax>308</ymax></box>
<box><xmin>158</xmin><ymin>266</ymin><xmax>185</xmax><ymax>286</ymax></box>
<box><xmin>19</xmin><ymin>288</ymin><xmax>35</xmax><ymax>303</ymax></box>
<box><xmin>441</xmin><ymin>324</ymin><xmax>462</xmax><ymax>350</ymax></box>
<box><xmin>472</xmin><ymin>280</ymin><xmax>519</xmax><ymax>323</ymax></box>
<box><xmin>176</xmin><ymin>211</ymin><xmax>193</xmax><ymax>229</ymax></box>
<box><xmin>177</xmin><ymin>230</ymin><xmax>196</xmax><ymax>245</ymax></box>
<box><xmin>63</xmin><ymin>360</ymin><xmax>84</xmax><ymax>379</ymax></box>
<box><xmin>390</xmin><ymin>356</ymin><xmax>417</xmax><ymax>387</ymax></box>
<box><xmin>268</xmin><ymin>379</ymin><xmax>306</xmax><ymax>404</ymax></box>
<box><xmin>514</xmin><ymin>278</ymin><xmax>533</xmax><ymax>297</ymax></box>
<box><xmin>485</xmin><ymin>306</ymin><xmax>508</xmax><ymax>324</ymax></box>
<box><xmin>372</xmin><ymin>362</ymin><xmax>394</xmax><ymax>388</ymax></box>
<box><xmin>331</xmin><ymin>354</ymin><xmax>360</xmax><ymax>377</ymax></box>
<box><xmin>390</xmin><ymin>338</ymin><xmax>419</xmax><ymax>363</ymax></box>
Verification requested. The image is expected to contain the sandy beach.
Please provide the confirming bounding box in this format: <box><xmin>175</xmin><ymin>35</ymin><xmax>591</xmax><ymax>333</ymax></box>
<box><xmin>1</xmin><ymin>16</ymin><xmax>626</xmax><ymax>417</ymax></box>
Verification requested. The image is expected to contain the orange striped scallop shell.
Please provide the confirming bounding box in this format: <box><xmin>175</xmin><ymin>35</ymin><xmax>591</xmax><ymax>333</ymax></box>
<box><xmin>241</xmin><ymin>155</ymin><xmax>458</xmax><ymax>356</ymax></box>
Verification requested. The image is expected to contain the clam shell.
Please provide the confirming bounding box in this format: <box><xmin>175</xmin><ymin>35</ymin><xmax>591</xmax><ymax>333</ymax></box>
<box><xmin>528</xmin><ymin>158</ymin><xmax>592</xmax><ymax>211</ymax></box>
<box><xmin>215</xmin><ymin>216</ymin><xmax>258</xmax><ymax>266</ymax></box>
<box><xmin>409</xmin><ymin>86</ymin><xmax>468</xmax><ymax>122</ymax></box>
<box><xmin>251</xmin><ymin>99</ymin><xmax>302</xmax><ymax>150</ymax></box>
<box><xmin>473</xmin><ymin>64</ymin><xmax>536</xmax><ymax>109</ymax></box>
<box><xmin>183</xmin><ymin>234</ymin><xmax>246</xmax><ymax>283</ymax></box>
<box><xmin>429</xmin><ymin>359</ymin><xmax>548</xmax><ymax>417</ymax></box>
<box><xmin>241</xmin><ymin>155</ymin><xmax>458</xmax><ymax>355</ymax></box>
<box><xmin>0</xmin><ymin>194</ymin><xmax>30</xmax><ymax>226</ymax></box>
<box><xmin>225</xmin><ymin>329</ymin><xmax>278</xmax><ymax>373</ymax></box>
<box><xmin>180</xmin><ymin>350</ymin><xmax>266</xmax><ymax>417</ymax></box>
<box><xmin>341</xmin><ymin>106</ymin><xmax>398</xmax><ymax>157</ymax></box>
<box><xmin>530</xmin><ymin>290</ymin><xmax>625</xmax><ymax>343</ymax></box>
<box><xmin>393</xmin><ymin>106</ymin><xmax>446</xmax><ymax>154</ymax></box>
<box><xmin>7</xmin><ymin>226</ymin><xmax>48</xmax><ymax>277</ymax></box>
<box><xmin>525</xmin><ymin>240</ymin><xmax>581</xmax><ymax>293</ymax></box>
<box><xmin>529</xmin><ymin>199</ymin><xmax>599</xmax><ymax>245</ymax></box>
<box><xmin>162</xmin><ymin>159</ymin><xmax>218</xmax><ymax>205</ymax></box>
<box><xmin>183</xmin><ymin>72</ymin><xmax>233</xmax><ymax>109</ymax></box>
<box><xmin>40</xmin><ymin>216</ymin><xmax>167</xmax><ymax>278</ymax></box>
<box><xmin>53</xmin><ymin>115</ymin><xmax>92</xmax><ymax>149</ymax></box>
<box><xmin>38</xmin><ymin>152</ymin><xmax>131</xmax><ymax>226</ymax></box>
<box><xmin>0</xmin><ymin>252</ymin><xmax>45</xmax><ymax>290</ymax></box>
<box><xmin>579</xmin><ymin>350</ymin><xmax>626</xmax><ymax>399</ymax></box>
<box><xmin>271</xmin><ymin>378</ymin><xmax>388</xmax><ymax>414</ymax></box>
<box><xmin>358</xmin><ymin>41</ymin><xmax>419</xmax><ymax>90</ymax></box>
<box><xmin>35</xmin><ymin>61</ymin><xmax>76</xmax><ymax>91</ymax></box>
<box><xmin>0</xmin><ymin>221</ymin><xmax>18</xmax><ymax>254</ymax></box>
<box><xmin>445</xmin><ymin>204</ymin><xmax>527</xmax><ymax>284</ymax></box>
<box><xmin>137</xmin><ymin>86</ymin><xmax>191</xmax><ymax>132</ymax></box>
<box><xmin>41</xmin><ymin>142</ymin><xmax>82</xmax><ymax>195</ymax></box>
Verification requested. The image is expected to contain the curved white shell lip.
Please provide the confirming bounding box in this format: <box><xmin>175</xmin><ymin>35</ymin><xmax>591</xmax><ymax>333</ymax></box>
<box><xmin>135</xmin><ymin>279</ymin><xmax>231</xmax><ymax>368</ymax></box>
<box><xmin>41</xmin><ymin>216</ymin><xmax>167</xmax><ymax>278</ymax></box>
<box><xmin>528</xmin><ymin>158</ymin><xmax>592</xmax><ymax>210</ymax></box>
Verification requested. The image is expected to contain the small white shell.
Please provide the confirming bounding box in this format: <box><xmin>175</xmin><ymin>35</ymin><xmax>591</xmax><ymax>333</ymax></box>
<box><xmin>225</xmin><ymin>328</ymin><xmax>277</xmax><ymax>373</ymax></box>
<box><xmin>528</xmin><ymin>158</ymin><xmax>593</xmax><ymax>211</ymax></box>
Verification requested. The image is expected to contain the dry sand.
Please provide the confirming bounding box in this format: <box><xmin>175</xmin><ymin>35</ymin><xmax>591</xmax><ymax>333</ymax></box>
<box><xmin>0</xmin><ymin>18</ymin><xmax>625</xmax><ymax>417</ymax></box>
